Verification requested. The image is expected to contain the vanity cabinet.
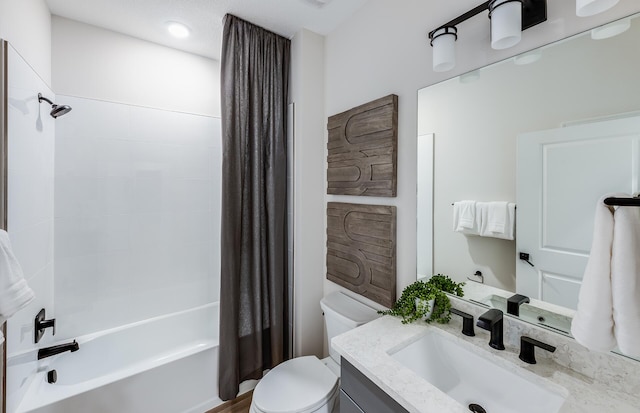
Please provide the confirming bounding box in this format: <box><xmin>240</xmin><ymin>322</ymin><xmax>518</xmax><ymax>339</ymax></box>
<box><xmin>340</xmin><ymin>358</ymin><xmax>408</xmax><ymax>413</ymax></box>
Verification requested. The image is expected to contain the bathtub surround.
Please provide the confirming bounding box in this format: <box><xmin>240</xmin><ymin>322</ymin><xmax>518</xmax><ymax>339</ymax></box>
<box><xmin>219</xmin><ymin>15</ymin><xmax>291</xmax><ymax>400</ymax></box>
<box><xmin>0</xmin><ymin>11</ymin><xmax>225</xmax><ymax>412</ymax></box>
<box><xmin>53</xmin><ymin>95</ymin><xmax>221</xmax><ymax>340</ymax></box>
<box><xmin>7</xmin><ymin>92</ymin><xmax>223</xmax><ymax>413</ymax></box>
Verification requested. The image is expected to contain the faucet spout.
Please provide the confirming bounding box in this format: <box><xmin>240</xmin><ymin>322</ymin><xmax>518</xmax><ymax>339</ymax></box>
<box><xmin>507</xmin><ymin>294</ymin><xmax>530</xmax><ymax>317</ymax></box>
<box><xmin>476</xmin><ymin>309</ymin><xmax>505</xmax><ymax>350</ymax></box>
<box><xmin>37</xmin><ymin>340</ymin><xmax>79</xmax><ymax>360</ymax></box>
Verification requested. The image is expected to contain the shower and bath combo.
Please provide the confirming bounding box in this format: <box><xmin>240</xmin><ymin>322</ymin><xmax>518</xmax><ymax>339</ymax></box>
<box><xmin>38</xmin><ymin>93</ymin><xmax>72</xmax><ymax>118</ymax></box>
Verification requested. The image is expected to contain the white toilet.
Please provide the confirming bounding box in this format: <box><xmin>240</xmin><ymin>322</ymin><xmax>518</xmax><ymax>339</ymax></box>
<box><xmin>249</xmin><ymin>291</ymin><xmax>380</xmax><ymax>413</ymax></box>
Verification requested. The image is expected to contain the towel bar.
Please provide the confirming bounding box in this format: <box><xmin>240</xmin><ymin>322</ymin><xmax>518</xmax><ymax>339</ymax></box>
<box><xmin>603</xmin><ymin>196</ymin><xmax>640</xmax><ymax>207</ymax></box>
<box><xmin>451</xmin><ymin>202</ymin><xmax>517</xmax><ymax>209</ymax></box>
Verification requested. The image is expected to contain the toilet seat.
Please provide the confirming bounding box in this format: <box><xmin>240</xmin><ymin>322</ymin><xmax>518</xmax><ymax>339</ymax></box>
<box><xmin>252</xmin><ymin>356</ymin><xmax>339</xmax><ymax>413</ymax></box>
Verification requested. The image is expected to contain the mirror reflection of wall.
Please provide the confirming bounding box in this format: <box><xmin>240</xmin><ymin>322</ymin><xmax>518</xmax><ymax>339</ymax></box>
<box><xmin>417</xmin><ymin>134</ymin><xmax>434</xmax><ymax>279</ymax></box>
<box><xmin>417</xmin><ymin>14</ymin><xmax>640</xmax><ymax>308</ymax></box>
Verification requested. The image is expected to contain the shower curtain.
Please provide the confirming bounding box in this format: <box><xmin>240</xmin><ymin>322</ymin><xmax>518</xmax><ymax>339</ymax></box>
<box><xmin>218</xmin><ymin>14</ymin><xmax>290</xmax><ymax>400</ymax></box>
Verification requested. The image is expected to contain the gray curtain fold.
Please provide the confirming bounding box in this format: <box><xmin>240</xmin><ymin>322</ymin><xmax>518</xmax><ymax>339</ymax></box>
<box><xmin>218</xmin><ymin>14</ymin><xmax>290</xmax><ymax>401</ymax></box>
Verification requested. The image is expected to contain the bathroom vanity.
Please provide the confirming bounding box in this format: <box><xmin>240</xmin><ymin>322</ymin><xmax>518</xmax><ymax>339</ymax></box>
<box><xmin>340</xmin><ymin>358</ymin><xmax>408</xmax><ymax>413</ymax></box>
<box><xmin>332</xmin><ymin>298</ymin><xmax>640</xmax><ymax>413</ymax></box>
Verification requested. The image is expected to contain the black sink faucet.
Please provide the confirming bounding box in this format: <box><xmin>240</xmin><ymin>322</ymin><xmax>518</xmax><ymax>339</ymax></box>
<box><xmin>476</xmin><ymin>309</ymin><xmax>505</xmax><ymax>350</ymax></box>
<box><xmin>507</xmin><ymin>294</ymin><xmax>530</xmax><ymax>317</ymax></box>
<box><xmin>38</xmin><ymin>340</ymin><xmax>79</xmax><ymax>360</ymax></box>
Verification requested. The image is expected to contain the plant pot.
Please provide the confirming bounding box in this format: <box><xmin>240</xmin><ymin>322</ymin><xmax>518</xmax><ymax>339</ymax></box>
<box><xmin>415</xmin><ymin>298</ymin><xmax>435</xmax><ymax>321</ymax></box>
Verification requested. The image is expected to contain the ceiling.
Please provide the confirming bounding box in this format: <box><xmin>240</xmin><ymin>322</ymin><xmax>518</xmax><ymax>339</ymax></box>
<box><xmin>45</xmin><ymin>0</ymin><xmax>369</xmax><ymax>61</ymax></box>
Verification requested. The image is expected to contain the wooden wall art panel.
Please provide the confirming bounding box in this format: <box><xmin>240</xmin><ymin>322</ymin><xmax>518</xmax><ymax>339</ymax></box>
<box><xmin>327</xmin><ymin>94</ymin><xmax>398</xmax><ymax>197</ymax></box>
<box><xmin>326</xmin><ymin>202</ymin><xmax>396</xmax><ymax>308</ymax></box>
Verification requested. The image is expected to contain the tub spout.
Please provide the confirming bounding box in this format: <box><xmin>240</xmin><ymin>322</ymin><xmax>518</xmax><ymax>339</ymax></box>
<box><xmin>38</xmin><ymin>340</ymin><xmax>79</xmax><ymax>360</ymax></box>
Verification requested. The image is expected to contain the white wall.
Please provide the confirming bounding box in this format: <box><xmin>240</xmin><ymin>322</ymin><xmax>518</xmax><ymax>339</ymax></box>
<box><xmin>6</xmin><ymin>44</ymin><xmax>56</xmax><ymax>413</ymax></box>
<box><xmin>0</xmin><ymin>0</ymin><xmax>52</xmax><ymax>86</ymax></box>
<box><xmin>52</xmin><ymin>16</ymin><xmax>220</xmax><ymax>117</ymax></box>
<box><xmin>53</xmin><ymin>96</ymin><xmax>221</xmax><ymax>340</ymax></box>
<box><xmin>289</xmin><ymin>29</ymin><xmax>326</xmax><ymax>358</ymax></box>
<box><xmin>323</xmin><ymin>0</ymin><xmax>640</xmax><ymax>301</ymax></box>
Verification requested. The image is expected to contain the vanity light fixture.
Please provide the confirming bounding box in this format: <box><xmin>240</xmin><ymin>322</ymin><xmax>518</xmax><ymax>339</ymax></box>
<box><xmin>489</xmin><ymin>0</ymin><xmax>523</xmax><ymax>50</ymax></box>
<box><xmin>428</xmin><ymin>0</ymin><xmax>547</xmax><ymax>72</ymax></box>
<box><xmin>576</xmin><ymin>0</ymin><xmax>619</xmax><ymax>17</ymax></box>
<box><xmin>431</xmin><ymin>26</ymin><xmax>457</xmax><ymax>72</ymax></box>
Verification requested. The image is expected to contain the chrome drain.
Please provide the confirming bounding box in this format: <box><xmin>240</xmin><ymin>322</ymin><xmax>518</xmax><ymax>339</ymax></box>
<box><xmin>469</xmin><ymin>404</ymin><xmax>487</xmax><ymax>413</ymax></box>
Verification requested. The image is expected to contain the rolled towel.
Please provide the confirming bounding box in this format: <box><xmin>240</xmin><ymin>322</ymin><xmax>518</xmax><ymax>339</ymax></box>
<box><xmin>571</xmin><ymin>194</ymin><xmax>619</xmax><ymax>352</ymax></box>
<box><xmin>612</xmin><ymin>201</ymin><xmax>640</xmax><ymax>357</ymax></box>
<box><xmin>0</xmin><ymin>230</ymin><xmax>35</xmax><ymax>319</ymax></box>
<box><xmin>453</xmin><ymin>201</ymin><xmax>479</xmax><ymax>235</ymax></box>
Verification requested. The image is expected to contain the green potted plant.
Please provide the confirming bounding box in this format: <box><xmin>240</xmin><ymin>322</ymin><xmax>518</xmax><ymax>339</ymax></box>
<box><xmin>379</xmin><ymin>274</ymin><xmax>464</xmax><ymax>324</ymax></box>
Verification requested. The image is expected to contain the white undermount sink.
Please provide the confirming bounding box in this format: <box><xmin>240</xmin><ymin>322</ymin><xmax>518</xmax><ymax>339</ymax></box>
<box><xmin>389</xmin><ymin>330</ymin><xmax>567</xmax><ymax>413</ymax></box>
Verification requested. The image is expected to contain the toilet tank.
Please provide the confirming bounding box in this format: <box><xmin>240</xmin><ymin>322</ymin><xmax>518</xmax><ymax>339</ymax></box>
<box><xmin>320</xmin><ymin>292</ymin><xmax>380</xmax><ymax>364</ymax></box>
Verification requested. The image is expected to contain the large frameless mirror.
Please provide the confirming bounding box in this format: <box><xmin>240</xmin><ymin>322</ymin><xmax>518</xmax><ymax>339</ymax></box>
<box><xmin>417</xmin><ymin>13</ymin><xmax>640</xmax><ymax>358</ymax></box>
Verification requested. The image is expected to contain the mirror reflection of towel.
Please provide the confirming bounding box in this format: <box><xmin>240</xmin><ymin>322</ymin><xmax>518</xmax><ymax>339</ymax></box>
<box><xmin>453</xmin><ymin>201</ymin><xmax>479</xmax><ymax>234</ymax></box>
<box><xmin>478</xmin><ymin>202</ymin><xmax>516</xmax><ymax>240</ymax></box>
<box><xmin>0</xmin><ymin>230</ymin><xmax>35</xmax><ymax>319</ymax></box>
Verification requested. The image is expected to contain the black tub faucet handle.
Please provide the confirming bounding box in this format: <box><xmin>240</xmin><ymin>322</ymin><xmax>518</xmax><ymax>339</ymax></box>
<box><xmin>34</xmin><ymin>308</ymin><xmax>56</xmax><ymax>344</ymax></box>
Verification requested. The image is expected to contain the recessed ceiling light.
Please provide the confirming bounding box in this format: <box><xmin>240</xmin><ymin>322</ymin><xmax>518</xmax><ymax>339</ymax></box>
<box><xmin>167</xmin><ymin>22</ymin><xmax>190</xmax><ymax>39</ymax></box>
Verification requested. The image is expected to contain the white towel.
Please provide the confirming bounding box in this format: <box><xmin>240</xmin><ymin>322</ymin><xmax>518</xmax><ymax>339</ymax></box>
<box><xmin>478</xmin><ymin>202</ymin><xmax>516</xmax><ymax>240</ymax></box>
<box><xmin>571</xmin><ymin>194</ymin><xmax>619</xmax><ymax>352</ymax></box>
<box><xmin>453</xmin><ymin>201</ymin><xmax>479</xmax><ymax>235</ymax></box>
<box><xmin>486</xmin><ymin>202</ymin><xmax>507</xmax><ymax>233</ymax></box>
<box><xmin>612</xmin><ymin>203</ymin><xmax>640</xmax><ymax>357</ymax></box>
<box><xmin>0</xmin><ymin>230</ymin><xmax>35</xmax><ymax>319</ymax></box>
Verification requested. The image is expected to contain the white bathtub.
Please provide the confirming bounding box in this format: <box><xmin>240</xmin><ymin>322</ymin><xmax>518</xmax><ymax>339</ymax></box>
<box><xmin>12</xmin><ymin>303</ymin><xmax>222</xmax><ymax>413</ymax></box>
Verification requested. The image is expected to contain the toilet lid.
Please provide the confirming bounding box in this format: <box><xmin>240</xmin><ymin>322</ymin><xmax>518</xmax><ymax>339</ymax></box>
<box><xmin>253</xmin><ymin>356</ymin><xmax>338</xmax><ymax>413</ymax></box>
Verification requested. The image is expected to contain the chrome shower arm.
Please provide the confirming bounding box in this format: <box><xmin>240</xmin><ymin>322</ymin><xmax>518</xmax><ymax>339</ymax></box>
<box><xmin>38</xmin><ymin>93</ymin><xmax>55</xmax><ymax>106</ymax></box>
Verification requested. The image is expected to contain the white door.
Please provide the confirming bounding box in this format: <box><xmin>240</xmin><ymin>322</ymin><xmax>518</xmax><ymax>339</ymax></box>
<box><xmin>516</xmin><ymin>115</ymin><xmax>640</xmax><ymax>309</ymax></box>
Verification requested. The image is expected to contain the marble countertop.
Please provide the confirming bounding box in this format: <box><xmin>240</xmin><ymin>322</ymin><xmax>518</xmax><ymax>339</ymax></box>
<box><xmin>332</xmin><ymin>315</ymin><xmax>640</xmax><ymax>413</ymax></box>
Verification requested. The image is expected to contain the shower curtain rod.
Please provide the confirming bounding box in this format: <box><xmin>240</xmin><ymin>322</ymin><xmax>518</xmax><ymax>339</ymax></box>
<box><xmin>604</xmin><ymin>196</ymin><xmax>640</xmax><ymax>207</ymax></box>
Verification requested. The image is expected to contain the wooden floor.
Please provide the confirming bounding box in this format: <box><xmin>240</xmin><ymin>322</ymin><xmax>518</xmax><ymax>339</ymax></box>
<box><xmin>206</xmin><ymin>391</ymin><xmax>252</xmax><ymax>413</ymax></box>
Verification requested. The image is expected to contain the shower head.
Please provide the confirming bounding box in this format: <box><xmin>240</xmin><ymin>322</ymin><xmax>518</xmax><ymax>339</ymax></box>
<box><xmin>38</xmin><ymin>93</ymin><xmax>72</xmax><ymax>118</ymax></box>
<box><xmin>50</xmin><ymin>105</ymin><xmax>72</xmax><ymax>118</ymax></box>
